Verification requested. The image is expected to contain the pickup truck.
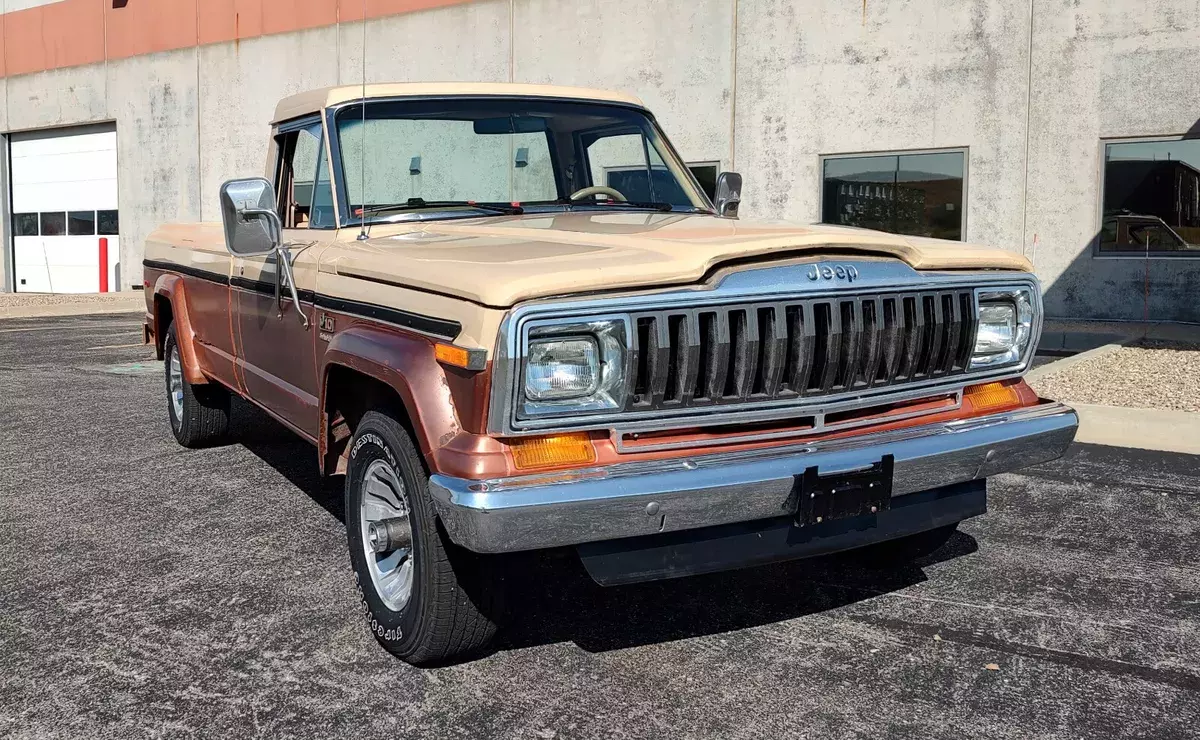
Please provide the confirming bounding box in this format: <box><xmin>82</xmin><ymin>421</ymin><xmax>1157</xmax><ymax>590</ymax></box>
<box><xmin>143</xmin><ymin>82</ymin><xmax>1078</xmax><ymax>665</ymax></box>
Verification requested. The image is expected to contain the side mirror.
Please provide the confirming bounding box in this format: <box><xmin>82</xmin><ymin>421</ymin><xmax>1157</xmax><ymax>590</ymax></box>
<box><xmin>218</xmin><ymin>177</ymin><xmax>308</xmax><ymax>329</ymax></box>
<box><xmin>219</xmin><ymin>177</ymin><xmax>282</xmax><ymax>256</ymax></box>
<box><xmin>714</xmin><ymin>172</ymin><xmax>742</xmax><ymax>219</ymax></box>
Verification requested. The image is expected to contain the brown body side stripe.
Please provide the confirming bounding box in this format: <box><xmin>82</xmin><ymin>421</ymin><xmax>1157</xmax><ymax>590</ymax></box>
<box><xmin>143</xmin><ymin>258</ymin><xmax>462</xmax><ymax>339</ymax></box>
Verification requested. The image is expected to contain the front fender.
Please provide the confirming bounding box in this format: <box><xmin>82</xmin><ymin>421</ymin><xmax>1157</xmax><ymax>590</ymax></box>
<box><xmin>153</xmin><ymin>274</ymin><xmax>207</xmax><ymax>385</ymax></box>
<box><xmin>320</xmin><ymin>325</ymin><xmax>462</xmax><ymax>470</ymax></box>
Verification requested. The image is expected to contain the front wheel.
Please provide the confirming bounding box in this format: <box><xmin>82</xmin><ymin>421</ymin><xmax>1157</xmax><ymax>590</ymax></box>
<box><xmin>345</xmin><ymin>410</ymin><xmax>502</xmax><ymax>665</ymax></box>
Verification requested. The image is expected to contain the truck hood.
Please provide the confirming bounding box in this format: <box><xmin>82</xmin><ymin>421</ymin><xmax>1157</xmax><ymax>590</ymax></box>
<box><xmin>321</xmin><ymin>212</ymin><xmax>1032</xmax><ymax>308</ymax></box>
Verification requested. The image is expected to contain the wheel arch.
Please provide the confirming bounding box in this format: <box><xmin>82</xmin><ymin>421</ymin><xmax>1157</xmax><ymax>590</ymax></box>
<box><xmin>152</xmin><ymin>273</ymin><xmax>207</xmax><ymax>385</ymax></box>
<box><xmin>319</xmin><ymin>325</ymin><xmax>463</xmax><ymax>477</ymax></box>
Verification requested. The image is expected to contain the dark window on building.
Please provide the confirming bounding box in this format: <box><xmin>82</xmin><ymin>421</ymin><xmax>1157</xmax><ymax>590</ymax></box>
<box><xmin>97</xmin><ymin>210</ymin><xmax>119</xmax><ymax>235</ymax></box>
<box><xmin>68</xmin><ymin>211</ymin><xmax>96</xmax><ymax>236</ymax></box>
<box><xmin>688</xmin><ymin>162</ymin><xmax>719</xmax><ymax>201</ymax></box>
<box><xmin>13</xmin><ymin>213</ymin><xmax>38</xmax><ymax>236</ymax></box>
<box><xmin>821</xmin><ymin>150</ymin><xmax>966</xmax><ymax>241</ymax></box>
<box><xmin>40</xmin><ymin>212</ymin><xmax>66</xmax><ymax>236</ymax></box>
<box><xmin>1099</xmin><ymin>138</ymin><xmax>1200</xmax><ymax>254</ymax></box>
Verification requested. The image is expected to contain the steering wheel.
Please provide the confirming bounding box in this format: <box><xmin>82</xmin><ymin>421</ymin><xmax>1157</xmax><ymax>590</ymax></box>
<box><xmin>569</xmin><ymin>185</ymin><xmax>628</xmax><ymax>202</ymax></box>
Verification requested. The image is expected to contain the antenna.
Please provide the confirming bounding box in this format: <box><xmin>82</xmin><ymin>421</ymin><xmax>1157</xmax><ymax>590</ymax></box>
<box><xmin>356</xmin><ymin>0</ymin><xmax>369</xmax><ymax>241</ymax></box>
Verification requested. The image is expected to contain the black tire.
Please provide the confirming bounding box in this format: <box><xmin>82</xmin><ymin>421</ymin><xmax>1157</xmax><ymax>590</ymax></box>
<box><xmin>164</xmin><ymin>323</ymin><xmax>230</xmax><ymax>448</ymax></box>
<box><xmin>857</xmin><ymin>524</ymin><xmax>959</xmax><ymax>566</ymax></box>
<box><xmin>345</xmin><ymin>410</ymin><xmax>501</xmax><ymax>665</ymax></box>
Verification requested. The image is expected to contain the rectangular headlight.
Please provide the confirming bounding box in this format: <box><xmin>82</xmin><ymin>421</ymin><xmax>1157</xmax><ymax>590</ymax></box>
<box><xmin>525</xmin><ymin>337</ymin><xmax>600</xmax><ymax>400</ymax></box>
<box><xmin>971</xmin><ymin>288</ymin><xmax>1034</xmax><ymax>369</ymax></box>
<box><xmin>519</xmin><ymin>318</ymin><xmax>628</xmax><ymax>417</ymax></box>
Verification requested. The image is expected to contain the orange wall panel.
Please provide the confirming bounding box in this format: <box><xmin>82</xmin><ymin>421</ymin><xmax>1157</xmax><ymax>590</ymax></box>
<box><xmin>198</xmin><ymin>0</ymin><xmax>265</xmax><ymax>46</ymax></box>
<box><xmin>0</xmin><ymin>0</ymin><xmax>479</xmax><ymax>77</ymax></box>
<box><xmin>104</xmin><ymin>0</ymin><xmax>198</xmax><ymax>61</ymax></box>
<box><xmin>261</xmin><ymin>0</ymin><xmax>338</xmax><ymax>37</ymax></box>
<box><xmin>4</xmin><ymin>5</ymin><xmax>48</xmax><ymax>77</ymax></box>
<box><xmin>42</xmin><ymin>0</ymin><xmax>105</xmax><ymax>71</ymax></box>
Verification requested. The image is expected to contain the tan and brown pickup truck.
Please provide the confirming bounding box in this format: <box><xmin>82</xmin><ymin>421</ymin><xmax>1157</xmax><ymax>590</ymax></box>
<box><xmin>143</xmin><ymin>82</ymin><xmax>1077</xmax><ymax>665</ymax></box>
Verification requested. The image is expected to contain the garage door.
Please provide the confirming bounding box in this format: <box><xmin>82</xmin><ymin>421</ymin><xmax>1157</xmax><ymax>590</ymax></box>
<box><xmin>10</xmin><ymin>125</ymin><xmax>120</xmax><ymax>293</ymax></box>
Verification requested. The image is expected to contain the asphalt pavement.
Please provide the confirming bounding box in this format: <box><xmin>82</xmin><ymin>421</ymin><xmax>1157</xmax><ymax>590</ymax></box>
<box><xmin>1</xmin><ymin>314</ymin><xmax>1198</xmax><ymax>739</ymax></box>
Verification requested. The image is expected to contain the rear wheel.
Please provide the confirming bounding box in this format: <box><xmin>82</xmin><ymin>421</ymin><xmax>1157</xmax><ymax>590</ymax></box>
<box><xmin>163</xmin><ymin>323</ymin><xmax>230</xmax><ymax>448</ymax></box>
<box><xmin>345</xmin><ymin>410</ymin><xmax>502</xmax><ymax>665</ymax></box>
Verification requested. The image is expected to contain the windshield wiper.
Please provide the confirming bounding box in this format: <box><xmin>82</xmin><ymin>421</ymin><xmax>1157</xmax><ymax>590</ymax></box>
<box><xmin>523</xmin><ymin>198</ymin><xmax>679</xmax><ymax>213</ymax></box>
<box><xmin>616</xmin><ymin>201</ymin><xmax>681</xmax><ymax>212</ymax></box>
<box><xmin>356</xmin><ymin>199</ymin><xmax>524</xmax><ymax>216</ymax></box>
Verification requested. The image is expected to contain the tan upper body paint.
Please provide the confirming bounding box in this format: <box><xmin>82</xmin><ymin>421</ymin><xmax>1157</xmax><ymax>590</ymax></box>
<box><xmin>148</xmin><ymin>81</ymin><xmax>1032</xmax><ymax>355</ymax></box>
<box><xmin>145</xmin><ymin>212</ymin><xmax>1030</xmax><ymax>349</ymax></box>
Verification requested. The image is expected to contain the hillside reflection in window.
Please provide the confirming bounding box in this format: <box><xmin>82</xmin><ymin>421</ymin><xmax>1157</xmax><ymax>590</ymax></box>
<box><xmin>1100</xmin><ymin>139</ymin><xmax>1200</xmax><ymax>254</ymax></box>
<box><xmin>822</xmin><ymin>151</ymin><xmax>965</xmax><ymax>241</ymax></box>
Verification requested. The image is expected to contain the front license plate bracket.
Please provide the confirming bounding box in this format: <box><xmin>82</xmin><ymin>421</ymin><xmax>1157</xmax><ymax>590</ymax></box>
<box><xmin>791</xmin><ymin>455</ymin><xmax>894</xmax><ymax>527</ymax></box>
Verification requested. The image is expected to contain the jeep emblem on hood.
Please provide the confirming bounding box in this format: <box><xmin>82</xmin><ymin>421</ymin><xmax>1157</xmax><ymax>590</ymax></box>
<box><xmin>806</xmin><ymin>264</ymin><xmax>859</xmax><ymax>282</ymax></box>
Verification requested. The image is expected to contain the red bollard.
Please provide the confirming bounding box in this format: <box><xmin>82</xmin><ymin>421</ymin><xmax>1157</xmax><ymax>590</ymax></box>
<box><xmin>99</xmin><ymin>237</ymin><xmax>109</xmax><ymax>293</ymax></box>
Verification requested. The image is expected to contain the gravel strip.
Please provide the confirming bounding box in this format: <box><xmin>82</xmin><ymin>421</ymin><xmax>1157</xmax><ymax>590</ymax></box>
<box><xmin>1030</xmin><ymin>340</ymin><xmax>1200</xmax><ymax>412</ymax></box>
<box><xmin>0</xmin><ymin>292</ymin><xmax>138</xmax><ymax>307</ymax></box>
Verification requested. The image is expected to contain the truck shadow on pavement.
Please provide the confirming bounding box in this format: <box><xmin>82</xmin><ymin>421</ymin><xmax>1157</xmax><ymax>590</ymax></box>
<box><xmin>229</xmin><ymin>399</ymin><xmax>978</xmax><ymax>656</ymax></box>
<box><xmin>493</xmin><ymin>534</ymin><xmax>976</xmax><ymax>654</ymax></box>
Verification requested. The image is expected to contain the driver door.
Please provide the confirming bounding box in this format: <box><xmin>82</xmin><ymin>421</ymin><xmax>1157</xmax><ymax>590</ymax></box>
<box><xmin>233</xmin><ymin>118</ymin><xmax>335</xmax><ymax>438</ymax></box>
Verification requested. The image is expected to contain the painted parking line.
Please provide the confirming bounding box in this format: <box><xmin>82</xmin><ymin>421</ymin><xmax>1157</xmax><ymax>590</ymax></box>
<box><xmin>86</xmin><ymin>342</ymin><xmax>151</xmax><ymax>350</ymax></box>
<box><xmin>0</xmin><ymin>323</ymin><xmax>142</xmax><ymax>334</ymax></box>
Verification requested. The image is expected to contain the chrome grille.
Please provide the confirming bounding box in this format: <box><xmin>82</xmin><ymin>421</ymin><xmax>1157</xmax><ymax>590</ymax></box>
<box><xmin>626</xmin><ymin>290</ymin><xmax>978</xmax><ymax>412</ymax></box>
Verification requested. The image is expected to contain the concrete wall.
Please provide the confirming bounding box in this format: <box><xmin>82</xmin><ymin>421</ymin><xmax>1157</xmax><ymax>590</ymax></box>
<box><xmin>1025</xmin><ymin>0</ymin><xmax>1200</xmax><ymax>321</ymax></box>
<box><xmin>0</xmin><ymin>0</ymin><xmax>1197</xmax><ymax>321</ymax></box>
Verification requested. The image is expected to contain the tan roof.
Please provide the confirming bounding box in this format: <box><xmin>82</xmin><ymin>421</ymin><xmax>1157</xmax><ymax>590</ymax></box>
<box><xmin>272</xmin><ymin>82</ymin><xmax>646</xmax><ymax>123</ymax></box>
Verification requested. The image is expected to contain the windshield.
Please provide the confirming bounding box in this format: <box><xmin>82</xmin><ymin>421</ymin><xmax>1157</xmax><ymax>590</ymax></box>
<box><xmin>333</xmin><ymin>98</ymin><xmax>711</xmax><ymax>225</ymax></box>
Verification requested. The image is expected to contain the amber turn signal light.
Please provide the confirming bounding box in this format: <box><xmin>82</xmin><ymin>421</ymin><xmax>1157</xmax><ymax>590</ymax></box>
<box><xmin>435</xmin><ymin>343</ymin><xmax>486</xmax><ymax>371</ymax></box>
<box><xmin>963</xmin><ymin>380</ymin><xmax>1027</xmax><ymax>414</ymax></box>
<box><xmin>508</xmin><ymin>433</ymin><xmax>597</xmax><ymax>471</ymax></box>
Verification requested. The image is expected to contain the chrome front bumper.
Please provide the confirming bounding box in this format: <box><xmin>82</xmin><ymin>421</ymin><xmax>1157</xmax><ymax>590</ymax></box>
<box><xmin>428</xmin><ymin>403</ymin><xmax>1078</xmax><ymax>554</ymax></box>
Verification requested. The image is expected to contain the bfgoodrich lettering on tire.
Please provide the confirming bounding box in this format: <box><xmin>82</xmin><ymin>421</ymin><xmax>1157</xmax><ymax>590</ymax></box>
<box><xmin>345</xmin><ymin>410</ymin><xmax>503</xmax><ymax>665</ymax></box>
<box><xmin>163</xmin><ymin>323</ymin><xmax>230</xmax><ymax>448</ymax></box>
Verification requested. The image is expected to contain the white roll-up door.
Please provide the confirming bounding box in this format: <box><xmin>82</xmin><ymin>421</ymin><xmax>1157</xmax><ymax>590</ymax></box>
<box><xmin>10</xmin><ymin>125</ymin><xmax>120</xmax><ymax>293</ymax></box>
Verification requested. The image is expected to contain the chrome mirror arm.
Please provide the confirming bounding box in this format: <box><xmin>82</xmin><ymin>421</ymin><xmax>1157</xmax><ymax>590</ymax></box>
<box><xmin>274</xmin><ymin>245</ymin><xmax>310</xmax><ymax>330</ymax></box>
<box><xmin>240</xmin><ymin>207</ymin><xmax>282</xmax><ymax>246</ymax></box>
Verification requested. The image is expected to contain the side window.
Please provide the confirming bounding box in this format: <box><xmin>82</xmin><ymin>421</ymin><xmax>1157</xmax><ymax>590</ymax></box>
<box><xmin>13</xmin><ymin>213</ymin><xmax>38</xmax><ymax>236</ymax></box>
<box><xmin>584</xmin><ymin>132</ymin><xmax>689</xmax><ymax>204</ymax></box>
<box><xmin>687</xmin><ymin>162</ymin><xmax>719</xmax><ymax>201</ymax></box>
<box><xmin>68</xmin><ymin>211</ymin><xmax>96</xmax><ymax>236</ymax></box>
<box><xmin>97</xmin><ymin>210</ymin><xmax>119</xmax><ymax>236</ymax></box>
<box><xmin>821</xmin><ymin>151</ymin><xmax>967</xmax><ymax>241</ymax></box>
<box><xmin>586</xmin><ymin>133</ymin><xmax>647</xmax><ymax>197</ymax></box>
<box><xmin>1100</xmin><ymin>138</ymin><xmax>1200</xmax><ymax>254</ymax></box>
<box><xmin>40</xmin><ymin>212</ymin><xmax>65</xmax><ymax>236</ymax></box>
<box><xmin>275</xmin><ymin>122</ymin><xmax>335</xmax><ymax>229</ymax></box>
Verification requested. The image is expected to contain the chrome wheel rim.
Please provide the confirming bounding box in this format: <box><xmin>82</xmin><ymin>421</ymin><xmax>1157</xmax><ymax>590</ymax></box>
<box><xmin>360</xmin><ymin>458</ymin><xmax>414</xmax><ymax>612</ymax></box>
<box><xmin>168</xmin><ymin>345</ymin><xmax>184</xmax><ymax>427</ymax></box>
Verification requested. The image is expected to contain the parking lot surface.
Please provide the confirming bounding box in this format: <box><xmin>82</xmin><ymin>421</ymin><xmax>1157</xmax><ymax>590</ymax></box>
<box><xmin>2</xmin><ymin>313</ymin><xmax>1198</xmax><ymax>739</ymax></box>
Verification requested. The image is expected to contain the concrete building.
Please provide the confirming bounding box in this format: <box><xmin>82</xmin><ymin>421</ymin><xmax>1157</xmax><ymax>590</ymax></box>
<box><xmin>0</xmin><ymin>0</ymin><xmax>1196</xmax><ymax>320</ymax></box>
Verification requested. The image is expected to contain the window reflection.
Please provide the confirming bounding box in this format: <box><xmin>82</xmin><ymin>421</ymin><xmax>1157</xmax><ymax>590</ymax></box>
<box><xmin>1100</xmin><ymin>139</ymin><xmax>1200</xmax><ymax>253</ymax></box>
<box><xmin>821</xmin><ymin>151</ymin><xmax>965</xmax><ymax>241</ymax></box>
<box><xmin>40</xmin><ymin>212</ymin><xmax>65</xmax><ymax>236</ymax></box>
